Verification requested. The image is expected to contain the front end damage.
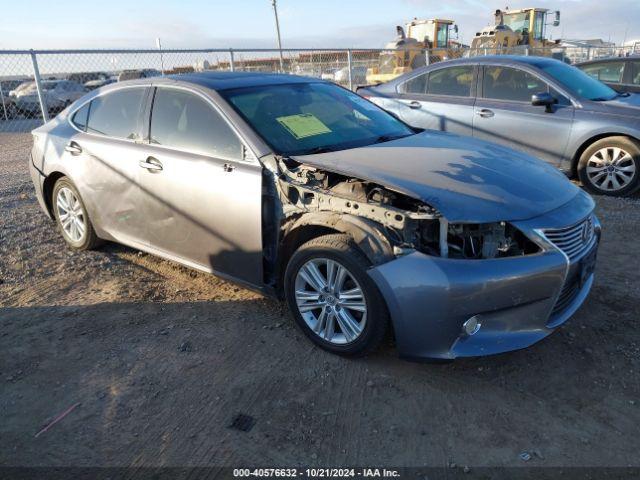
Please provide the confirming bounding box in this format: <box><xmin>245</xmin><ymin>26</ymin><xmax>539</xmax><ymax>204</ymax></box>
<box><xmin>264</xmin><ymin>155</ymin><xmax>600</xmax><ymax>360</ymax></box>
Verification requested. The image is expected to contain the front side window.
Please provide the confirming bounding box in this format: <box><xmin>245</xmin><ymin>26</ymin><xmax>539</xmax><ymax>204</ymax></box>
<box><xmin>150</xmin><ymin>88</ymin><xmax>242</xmax><ymax>160</ymax></box>
<box><xmin>221</xmin><ymin>82</ymin><xmax>414</xmax><ymax>157</ymax></box>
<box><xmin>86</xmin><ymin>88</ymin><xmax>146</xmax><ymax>139</ymax></box>
<box><xmin>540</xmin><ymin>61</ymin><xmax>617</xmax><ymax>101</ymax></box>
<box><xmin>401</xmin><ymin>73</ymin><xmax>427</xmax><ymax>94</ymax></box>
<box><xmin>483</xmin><ymin>66</ymin><xmax>548</xmax><ymax>102</ymax></box>
<box><xmin>427</xmin><ymin>66</ymin><xmax>474</xmax><ymax>97</ymax></box>
<box><xmin>581</xmin><ymin>62</ymin><xmax>625</xmax><ymax>83</ymax></box>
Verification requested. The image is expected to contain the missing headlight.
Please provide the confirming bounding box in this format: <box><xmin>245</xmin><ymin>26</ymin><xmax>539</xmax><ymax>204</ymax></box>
<box><xmin>420</xmin><ymin>221</ymin><xmax>540</xmax><ymax>259</ymax></box>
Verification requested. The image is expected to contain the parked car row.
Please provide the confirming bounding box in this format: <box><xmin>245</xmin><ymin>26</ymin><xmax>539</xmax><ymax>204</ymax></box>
<box><xmin>359</xmin><ymin>56</ymin><xmax>640</xmax><ymax>197</ymax></box>
<box><xmin>30</xmin><ymin>68</ymin><xmax>602</xmax><ymax>361</ymax></box>
<box><xmin>576</xmin><ymin>55</ymin><xmax>640</xmax><ymax>94</ymax></box>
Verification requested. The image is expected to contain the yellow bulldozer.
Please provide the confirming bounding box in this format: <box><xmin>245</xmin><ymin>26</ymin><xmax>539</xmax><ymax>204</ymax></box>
<box><xmin>471</xmin><ymin>7</ymin><xmax>561</xmax><ymax>54</ymax></box>
<box><xmin>366</xmin><ymin>18</ymin><xmax>459</xmax><ymax>84</ymax></box>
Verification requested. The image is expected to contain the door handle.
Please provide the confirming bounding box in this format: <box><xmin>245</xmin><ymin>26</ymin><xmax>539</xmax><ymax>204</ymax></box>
<box><xmin>476</xmin><ymin>108</ymin><xmax>495</xmax><ymax>118</ymax></box>
<box><xmin>407</xmin><ymin>101</ymin><xmax>422</xmax><ymax>109</ymax></box>
<box><xmin>64</xmin><ymin>142</ymin><xmax>82</xmax><ymax>155</ymax></box>
<box><xmin>223</xmin><ymin>163</ymin><xmax>235</xmax><ymax>172</ymax></box>
<box><xmin>139</xmin><ymin>157</ymin><xmax>163</xmax><ymax>172</ymax></box>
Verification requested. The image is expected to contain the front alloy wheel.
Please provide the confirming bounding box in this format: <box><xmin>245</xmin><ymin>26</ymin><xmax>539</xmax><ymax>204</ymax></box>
<box><xmin>578</xmin><ymin>136</ymin><xmax>640</xmax><ymax>197</ymax></box>
<box><xmin>294</xmin><ymin>258</ymin><xmax>367</xmax><ymax>344</ymax></box>
<box><xmin>284</xmin><ymin>234</ymin><xmax>388</xmax><ymax>357</ymax></box>
<box><xmin>586</xmin><ymin>147</ymin><xmax>636</xmax><ymax>192</ymax></box>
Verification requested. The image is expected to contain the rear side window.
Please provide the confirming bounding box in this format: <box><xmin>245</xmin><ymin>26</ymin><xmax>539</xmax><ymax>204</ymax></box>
<box><xmin>400</xmin><ymin>73</ymin><xmax>427</xmax><ymax>94</ymax></box>
<box><xmin>71</xmin><ymin>102</ymin><xmax>90</xmax><ymax>131</ymax></box>
<box><xmin>581</xmin><ymin>62</ymin><xmax>624</xmax><ymax>83</ymax></box>
<box><xmin>427</xmin><ymin>66</ymin><xmax>474</xmax><ymax>97</ymax></box>
<box><xmin>86</xmin><ymin>88</ymin><xmax>146</xmax><ymax>139</ymax></box>
<box><xmin>150</xmin><ymin>88</ymin><xmax>242</xmax><ymax>160</ymax></box>
<box><xmin>483</xmin><ymin>66</ymin><xmax>548</xmax><ymax>102</ymax></box>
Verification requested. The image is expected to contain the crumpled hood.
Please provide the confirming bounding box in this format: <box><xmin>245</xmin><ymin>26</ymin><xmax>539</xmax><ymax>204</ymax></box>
<box><xmin>292</xmin><ymin>130</ymin><xmax>580</xmax><ymax>223</ymax></box>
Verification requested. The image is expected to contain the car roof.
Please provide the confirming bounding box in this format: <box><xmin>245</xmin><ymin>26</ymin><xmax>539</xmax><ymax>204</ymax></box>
<box><xmin>429</xmin><ymin>55</ymin><xmax>566</xmax><ymax>68</ymax></box>
<box><xmin>162</xmin><ymin>71</ymin><xmax>320</xmax><ymax>91</ymax></box>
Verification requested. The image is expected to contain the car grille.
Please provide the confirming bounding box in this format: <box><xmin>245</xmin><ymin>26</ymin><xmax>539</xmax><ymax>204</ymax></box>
<box><xmin>543</xmin><ymin>215</ymin><xmax>595</xmax><ymax>261</ymax></box>
<box><xmin>551</xmin><ymin>277</ymin><xmax>580</xmax><ymax>316</ymax></box>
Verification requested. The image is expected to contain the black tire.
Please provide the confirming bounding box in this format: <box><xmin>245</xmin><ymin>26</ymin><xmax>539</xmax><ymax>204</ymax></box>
<box><xmin>284</xmin><ymin>234</ymin><xmax>389</xmax><ymax>357</ymax></box>
<box><xmin>577</xmin><ymin>136</ymin><xmax>640</xmax><ymax>197</ymax></box>
<box><xmin>52</xmin><ymin>177</ymin><xmax>102</xmax><ymax>251</ymax></box>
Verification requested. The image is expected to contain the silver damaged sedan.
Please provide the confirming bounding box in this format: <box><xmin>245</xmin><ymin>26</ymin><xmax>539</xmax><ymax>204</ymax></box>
<box><xmin>28</xmin><ymin>72</ymin><xmax>601</xmax><ymax>360</ymax></box>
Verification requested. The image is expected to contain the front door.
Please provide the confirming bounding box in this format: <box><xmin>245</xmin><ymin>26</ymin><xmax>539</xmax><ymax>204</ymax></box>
<box><xmin>473</xmin><ymin>65</ymin><xmax>574</xmax><ymax>166</ymax></box>
<box><xmin>137</xmin><ymin>86</ymin><xmax>263</xmax><ymax>285</ymax></box>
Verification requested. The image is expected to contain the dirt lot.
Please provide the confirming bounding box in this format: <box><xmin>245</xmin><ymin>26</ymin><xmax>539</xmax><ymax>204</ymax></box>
<box><xmin>1</xmin><ymin>132</ymin><xmax>639</xmax><ymax>470</ymax></box>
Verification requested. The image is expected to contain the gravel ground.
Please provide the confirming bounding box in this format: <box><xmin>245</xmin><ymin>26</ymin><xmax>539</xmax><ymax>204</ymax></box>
<box><xmin>1</xmin><ymin>133</ymin><xmax>639</xmax><ymax>470</ymax></box>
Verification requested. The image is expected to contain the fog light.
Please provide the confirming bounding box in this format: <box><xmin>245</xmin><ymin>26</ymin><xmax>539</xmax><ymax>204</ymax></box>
<box><xmin>463</xmin><ymin>316</ymin><xmax>481</xmax><ymax>336</ymax></box>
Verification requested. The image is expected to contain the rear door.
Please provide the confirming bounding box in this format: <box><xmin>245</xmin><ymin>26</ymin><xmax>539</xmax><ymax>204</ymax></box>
<box><xmin>137</xmin><ymin>86</ymin><xmax>264</xmax><ymax>285</ymax></box>
<box><xmin>391</xmin><ymin>64</ymin><xmax>477</xmax><ymax>136</ymax></box>
<box><xmin>472</xmin><ymin>65</ymin><xmax>574</xmax><ymax>166</ymax></box>
<box><xmin>66</xmin><ymin>86</ymin><xmax>150</xmax><ymax>246</ymax></box>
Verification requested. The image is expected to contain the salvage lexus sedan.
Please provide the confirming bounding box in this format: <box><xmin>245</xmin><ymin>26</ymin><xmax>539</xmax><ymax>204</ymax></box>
<box><xmin>359</xmin><ymin>56</ymin><xmax>640</xmax><ymax>197</ymax></box>
<box><xmin>29</xmin><ymin>72</ymin><xmax>600</xmax><ymax>360</ymax></box>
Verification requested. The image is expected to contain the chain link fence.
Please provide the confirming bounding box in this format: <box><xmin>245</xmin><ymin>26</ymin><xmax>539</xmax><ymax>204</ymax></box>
<box><xmin>2</xmin><ymin>44</ymin><xmax>638</xmax><ymax>133</ymax></box>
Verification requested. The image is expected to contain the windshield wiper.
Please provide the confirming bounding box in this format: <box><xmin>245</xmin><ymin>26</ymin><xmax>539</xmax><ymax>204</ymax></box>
<box><xmin>297</xmin><ymin>146</ymin><xmax>335</xmax><ymax>155</ymax></box>
<box><xmin>372</xmin><ymin>133</ymin><xmax>410</xmax><ymax>144</ymax></box>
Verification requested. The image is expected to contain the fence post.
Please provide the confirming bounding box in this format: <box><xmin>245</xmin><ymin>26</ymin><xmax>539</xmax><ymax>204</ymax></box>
<box><xmin>347</xmin><ymin>49</ymin><xmax>353</xmax><ymax>91</ymax></box>
<box><xmin>425</xmin><ymin>49</ymin><xmax>430</xmax><ymax>66</ymax></box>
<box><xmin>0</xmin><ymin>84</ymin><xmax>8</xmax><ymax>121</ymax></box>
<box><xmin>30</xmin><ymin>50</ymin><xmax>49</xmax><ymax>123</ymax></box>
<box><xmin>229</xmin><ymin>49</ymin><xmax>235</xmax><ymax>72</ymax></box>
<box><xmin>525</xmin><ymin>46</ymin><xmax>530</xmax><ymax>56</ymax></box>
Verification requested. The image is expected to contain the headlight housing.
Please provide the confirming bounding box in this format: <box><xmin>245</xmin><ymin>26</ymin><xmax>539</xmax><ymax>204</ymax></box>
<box><xmin>419</xmin><ymin>221</ymin><xmax>540</xmax><ymax>259</ymax></box>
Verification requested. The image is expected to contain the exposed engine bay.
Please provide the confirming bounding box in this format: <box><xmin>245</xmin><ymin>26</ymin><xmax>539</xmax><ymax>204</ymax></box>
<box><xmin>273</xmin><ymin>157</ymin><xmax>540</xmax><ymax>261</ymax></box>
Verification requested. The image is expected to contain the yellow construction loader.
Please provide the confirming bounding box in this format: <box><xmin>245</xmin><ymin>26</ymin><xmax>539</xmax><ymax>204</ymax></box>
<box><xmin>471</xmin><ymin>7</ymin><xmax>561</xmax><ymax>54</ymax></box>
<box><xmin>366</xmin><ymin>18</ymin><xmax>458</xmax><ymax>84</ymax></box>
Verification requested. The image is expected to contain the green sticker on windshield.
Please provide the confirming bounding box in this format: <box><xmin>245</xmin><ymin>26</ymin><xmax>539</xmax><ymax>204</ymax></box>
<box><xmin>276</xmin><ymin>113</ymin><xmax>331</xmax><ymax>139</ymax></box>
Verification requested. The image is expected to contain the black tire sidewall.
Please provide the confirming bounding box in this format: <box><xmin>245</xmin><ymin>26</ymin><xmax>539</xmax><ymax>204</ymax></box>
<box><xmin>578</xmin><ymin>137</ymin><xmax>640</xmax><ymax>197</ymax></box>
<box><xmin>52</xmin><ymin>178</ymin><xmax>94</xmax><ymax>250</ymax></box>
<box><xmin>284</xmin><ymin>235</ymin><xmax>388</xmax><ymax>356</ymax></box>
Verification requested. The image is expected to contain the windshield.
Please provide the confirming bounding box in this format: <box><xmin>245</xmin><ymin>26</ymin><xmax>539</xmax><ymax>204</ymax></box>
<box><xmin>503</xmin><ymin>12</ymin><xmax>530</xmax><ymax>34</ymax></box>
<box><xmin>221</xmin><ymin>82</ymin><xmax>414</xmax><ymax>156</ymax></box>
<box><xmin>539</xmin><ymin>62</ymin><xmax>618</xmax><ymax>101</ymax></box>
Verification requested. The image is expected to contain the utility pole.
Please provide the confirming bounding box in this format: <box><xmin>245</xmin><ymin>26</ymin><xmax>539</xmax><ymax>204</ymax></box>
<box><xmin>271</xmin><ymin>0</ymin><xmax>284</xmax><ymax>72</ymax></box>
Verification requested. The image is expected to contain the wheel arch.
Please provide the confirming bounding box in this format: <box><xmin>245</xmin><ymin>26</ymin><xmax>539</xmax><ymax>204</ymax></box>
<box><xmin>276</xmin><ymin>212</ymin><xmax>395</xmax><ymax>296</ymax></box>
<box><xmin>570</xmin><ymin>132</ymin><xmax>640</xmax><ymax>177</ymax></box>
<box><xmin>42</xmin><ymin>171</ymin><xmax>67</xmax><ymax>217</ymax></box>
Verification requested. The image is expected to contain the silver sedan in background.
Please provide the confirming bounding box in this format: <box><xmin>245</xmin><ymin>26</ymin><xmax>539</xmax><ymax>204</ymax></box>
<box><xmin>29</xmin><ymin>72</ymin><xmax>600</xmax><ymax>361</ymax></box>
<box><xmin>359</xmin><ymin>56</ymin><xmax>640</xmax><ymax>197</ymax></box>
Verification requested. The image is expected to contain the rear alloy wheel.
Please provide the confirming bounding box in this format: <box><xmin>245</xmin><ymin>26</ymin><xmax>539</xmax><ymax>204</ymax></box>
<box><xmin>578</xmin><ymin>136</ymin><xmax>640</xmax><ymax>196</ymax></box>
<box><xmin>284</xmin><ymin>234</ymin><xmax>388</xmax><ymax>357</ymax></box>
<box><xmin>52</xmin><ymin>178</ymin><xmax>102</xmax><ymax>250</ymax></box>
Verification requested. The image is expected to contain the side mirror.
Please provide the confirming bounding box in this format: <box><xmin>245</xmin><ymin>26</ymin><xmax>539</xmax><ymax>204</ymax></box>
<box><xmin>531</xmin><ymin>92</ymin><xmax>557</xmax><ymax>112</ymax></box>
<box><xmin>553</xmin><ymin>11</ymin><xmax>561</xmax><ymax>27</ymax></box>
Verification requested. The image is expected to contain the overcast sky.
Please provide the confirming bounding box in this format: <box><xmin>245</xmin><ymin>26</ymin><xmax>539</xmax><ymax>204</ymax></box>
<box><xmin>2</xmin><ymin>0</ymin><xmax>638</xmax><ymax>50</ymax></box>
